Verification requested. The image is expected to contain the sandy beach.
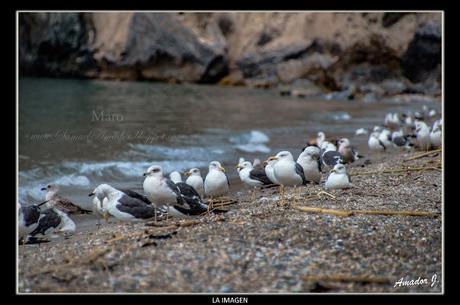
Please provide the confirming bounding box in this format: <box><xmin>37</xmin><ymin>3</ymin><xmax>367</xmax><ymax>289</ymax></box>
<box><xmin>17</xmin><ymin>149</ymin><xmax>442</xmax><ymax>293</ymax></box>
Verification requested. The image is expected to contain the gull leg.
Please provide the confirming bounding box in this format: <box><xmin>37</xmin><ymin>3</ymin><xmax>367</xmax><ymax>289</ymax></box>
<box><xmin>103</xmin><ymin>211</ymin><xmax>109</xmax><ymax>223</ymax></box>
<box><xmin>251</xmin><ymin>187</ymin><xmax>256</xmax><ymax>202</ymax></box>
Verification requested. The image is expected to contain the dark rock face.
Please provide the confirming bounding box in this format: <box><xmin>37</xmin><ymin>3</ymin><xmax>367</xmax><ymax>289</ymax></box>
<box><xmin>19</xmin><ymin>13</ymin><xmax>229</xmax><ymax>83</ymax></box>
<box><xmin>19</xmin><ymin>13</ymin><xmax>95</xmax><ymax>77</ymax></box>
<box><xmin>401</xmin><ymin>22</ymin><xmax>441</xmax><ymax>83</ymax></box>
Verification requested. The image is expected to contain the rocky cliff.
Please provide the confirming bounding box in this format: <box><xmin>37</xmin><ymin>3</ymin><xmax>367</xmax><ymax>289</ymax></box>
<box><xmin>19</xmin><ymin>12</ymin><xmax>441</xmax><ymax>98</ymax></box>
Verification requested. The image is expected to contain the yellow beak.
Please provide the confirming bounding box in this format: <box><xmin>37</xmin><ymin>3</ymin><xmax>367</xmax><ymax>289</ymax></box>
<box><xmin>330</xmin><ymin>169</ymin><xmax>336</xmax><ymax>173</ymax></box>
<box><xmin>236</xmin><ymin>165</ymin><xmax>242</xmax><ymax>170</ymax></box>
<box><xmin>184</xmin><ymin>171</ymin><xmax>191</xmax><ymax>177</ymax></box>
<box><xmin>219</xmin><ymin>165</ymin><xmax>226</xmax><ymax>172</ymax></box>
<box><xmin>267</xmin><ymin>156</ymin><xmax>278</xmax><ymax>161</ymax></box>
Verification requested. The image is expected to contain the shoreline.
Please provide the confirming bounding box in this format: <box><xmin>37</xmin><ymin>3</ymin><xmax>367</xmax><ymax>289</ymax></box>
<box><xmin>18</xmin><ymin>150</ymin><xmax>442</xmax><ymax>293</ymax></box>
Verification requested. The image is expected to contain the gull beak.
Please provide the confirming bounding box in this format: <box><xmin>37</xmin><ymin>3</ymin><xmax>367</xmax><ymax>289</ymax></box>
<box><xmin>219</xmin><ymin>165</ymin><xmax>226</xmax><ymax>172</ymax></box>
<box><xmin>236</xmin><ymin>164</ymin><xmax>242</xmax><ymax>170</ymax></box>
<box><xmin>88</xmin><ymin>192</ymin><xmax>95</xmax><ymax>197</ymax></box>
<box><xmin>184</xmin><ymin>171</ymin><xmax>191</xmax><ymax>177</ymax></box>
<box><xmin>143</xmin><ymin>172</ymin><xmax>148</xmax><ymax>176</ymax></box>
<box><xmin>40</xmin><ymin>187</ymin><xmax>47</xmax><ymax>191</ymax></box>
<box><xmin>267</xmin><ymin>156</ymin><xmax>278</xmax><ymax>161</ymax></box>
<box><xmin>330</xmin><ymin>169</ymin><xmax>336</xmax><ymax>173</ymax></box>
<box><xmin>37</xmin><ymin>200</ymin><xmax>49</xmax><ymax>207</ymax></box>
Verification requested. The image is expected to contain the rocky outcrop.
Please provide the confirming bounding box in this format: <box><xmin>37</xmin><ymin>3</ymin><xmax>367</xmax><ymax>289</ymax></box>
<box><xmin>19</xmin><ymin>12</ymin><xmax>442</xmax><ymax>96</ymax></box>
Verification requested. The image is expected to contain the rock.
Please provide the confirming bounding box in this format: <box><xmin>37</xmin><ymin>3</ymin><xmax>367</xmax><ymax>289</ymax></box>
<box><xmin>401</xmin><ymin>22</ymin><xmax>441</xmax><ymax>82</ymax></box>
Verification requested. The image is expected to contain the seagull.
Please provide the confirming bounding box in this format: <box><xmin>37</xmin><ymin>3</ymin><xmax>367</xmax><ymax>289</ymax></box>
<box><xmin>297</xmin><ymin>146</ymin><xmax>322</xmax><ymax>184</ymax></box>
<box><xmin>355</xmin><ymin>128</ymin><xmax>368</xmax><ymax>136</ymax></box>
<box><xmin>30</xmin><ymin>208</ymin><xmax>76</xmax><ymax>238</ymax></box>
<box><xmin>144</xmin><ymin>165</ymin><xmax>216</xmax><ymax>218</ymax></box>
<box><xmin>320</xmin><ymin>142</ymin><xmax>343</xmax><ymax>168</ymax></box>
<box><xmin>378</xmin><ymin>129</ymin><xmax>393</xmax><ymax>150</ymax></box>
<box><xmin>90</xmin><ymin>184</ymin><xmax>163</xmax><ymax>222</ymax></box>
<box><xmin>236</xmin><ymin>161</ymin><xmax>272</xmax><ymax>187</ymax></box>
<box><xmin>204</xmin><ymin>161</ymin><xmax>229</xmax><ymax>198</ymax></box>
<box><xmin>185</xmin><ymin>168</ymin><xmax>205</xmax><ymax>198</ymax></box>
<box><xmin>18</xmin><ymin>200</ymin><xmax>48</xmax><ymax>238</ymax></box>
<box><xmin>337</xmin><ymin>138</ymin><xmax>361</xmax><ymax>164</ymax></box>
<box><xmin>415</xmin><ymin>121</ymin><xmax>431</xmax><ymax>150</ymax></box>
<box><xmin>169</xmin><ymin>171</ymin><xmax>183</xmax><ymax>184</ymax></box>
<box><xmin>41</xmin><ymin>184</ymin><xmax>92</xmax><ymax>215</ymax></box>
<box><xmin>268</xmin><ymin>151</ymin><xmax>307</xmax><ymax>186</ymax></box>
<box><xmin>384</xmin><ymin>112</ymin><xmax>400</xmax><ymax>129</ymax></box>
<box><xmin>325</xmin><ymin>163</ymin><xmax>352</xmax><ymax>190</ymax></box>
<box><xmin>368</xmin><ymin>131</ymin><xmax>386</xmax><ymax>151</ymax></box>
<box><xmin>430</xmin><ymin>119</ymin><xmax>442</xmax><ymax>148</ymax></box>
<box><xmin>391</xmin><ymin>130</ymin><xmax>414</xmax><ymax>150</ymax></box>
<box><xmin>316</xmin><ymin>132</ymin><xmax>326</xmax><ymax>148</ymax></box>
<box><xmin>263</xmin><ymin>158</ymin><xmax>279</xmax><ymax>185</ymax></box>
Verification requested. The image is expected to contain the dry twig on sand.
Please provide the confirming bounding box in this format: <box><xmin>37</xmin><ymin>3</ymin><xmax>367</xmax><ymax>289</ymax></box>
<box><xmin>350</xmin><ymin>165</ymin><xmax>441</xmax><ymax>176</ymax></box>
<box><xmin>403</xmin><ymin>149</ymin><xmax>442</xmax><ymax>162</ymax></box>
<box><xmin>292</xmin><ymin>205</ymin><xmax>439</xmax><ymax>218</ymax></box>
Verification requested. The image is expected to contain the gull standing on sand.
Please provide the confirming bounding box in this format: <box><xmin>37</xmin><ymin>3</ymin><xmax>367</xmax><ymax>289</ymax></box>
<box><xmin>320</xmin><ymin>142</ymin><xmax>343</xmax><ymax>169</ymax></box>
<box><xmin>325</xmin><ymin>163</ymin><xmax>352</xmax><ymax>190</ymax></box>
<box><xmin>30</xmin><ymin>208</ymin><xmax>76</xmax><ymax>238</ymax></box>
<box><xmin>237</xmin><ymin>161</ymin><xmax>272</xmax><ymax>187</ymax></box>
<box><xmin>268</xmin><ymin>151</ymin><xmax>307</xmax><ymax>186</ymax></box>
<box><xmin>41</xmin><ymin>184</ymin><xmax>92</xmax><ymax>215</ymax></box>
<box><xmin>337</xmin><ymin>138</ymin><xmax>361</xmax><ymax>164</ymax></box>
<box><xmin>415</xmin><ymin>121</ymin><xmax>431</xmax><ymax>150</ymax></box>
<box><xmin>185</xmin><ymin>168</ymin><xmax>205</xmax><ymax>198</ymax></box>
<box><xmin>297</xmin><ymin>146</ymin><xmax>322</xmax><ymax>184</ymax></box>
<box><xmin>204</xmin><ymin>161</ymin><xmax>229</xmax><ymax>198</ymax></box>
<box><xmin>368</xmin><ymin>132</ymin><xmax>386</xmax><ymax>151</ymax></box>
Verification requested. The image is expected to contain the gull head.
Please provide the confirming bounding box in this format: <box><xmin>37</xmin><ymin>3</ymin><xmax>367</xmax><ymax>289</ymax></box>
<box><xmin>89</xmin><ymin>183</ymin><xmax>114</xmax><ymax>202</ymax></box>
<box><xmin>209</xmin><ymin>161</ymin><xmax>225</xmax><ymax>173</ymax></box>
<box><xmin>143</xmin><ymin>165</ymin><xmax>164</xmax><ymax>177</ymax></box>
<box><xmin>185</xmin><ymin>168</ymin><xmax>201</xmax><ymax>177</ymax></box>
<box><xmin>331</xmin><ymin>163</ymin><xmax>347</xmax><ymax>174</ymax></box>
<box><xmin>299</xmin><ymin>146</ymin><xmax>320</xmax><ymax>160</ymax></box>
<box><xmin>236</xmin><ymin>161</ymin><xmax>252</xmax><ymax>171</ymax></box>
<box><xmin>269</xmin><ymin>151</ymin><xmax>294</xmax><ymax>162</ymax></box>
<box><xmin>338</xmin><ymin>138</ymin><xmax>351</xmax><ymax>148</ymax></box>
<box><xmin>41</xmin><ymin>184</ymin><xmax>59</xmax><ymax>192</ymax></box>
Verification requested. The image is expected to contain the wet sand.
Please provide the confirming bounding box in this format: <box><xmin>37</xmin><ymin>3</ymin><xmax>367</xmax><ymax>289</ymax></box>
<box><xmin>18</xmin><ymin>150</ymin><xmax>442</xmax><ymax>293</ymax></box>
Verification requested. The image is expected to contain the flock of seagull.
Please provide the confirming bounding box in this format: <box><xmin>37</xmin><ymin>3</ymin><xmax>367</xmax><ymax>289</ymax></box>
<box><xmin>18</xmin><ymin>105</ymin><xmax>442</xmax><ymax>245</ymax></box>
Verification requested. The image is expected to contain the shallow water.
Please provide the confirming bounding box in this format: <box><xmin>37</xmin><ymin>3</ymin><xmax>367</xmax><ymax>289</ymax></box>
<box><xmin>19</xmin><ymin>77</ymin><xmax>440</xmax><ymax>228</ymax></box>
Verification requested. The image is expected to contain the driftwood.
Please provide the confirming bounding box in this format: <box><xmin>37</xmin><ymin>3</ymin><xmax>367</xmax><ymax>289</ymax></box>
<box><xmin>292</xmin><ymin>205</ymin><xmax>439</xmax><ymax>218</ymax></box>
<box><xmin>404</xmin><ymin>148</ymin><xmax>442</xmax><ymax>162</ymax></box>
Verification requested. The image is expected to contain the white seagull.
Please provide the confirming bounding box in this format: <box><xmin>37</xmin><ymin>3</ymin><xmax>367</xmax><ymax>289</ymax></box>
<box><xmin>325</xmin><ymin>163</ymin><xmax>352</xmax><ymax>190</ymax></box>
<box><xmin>185</xmin><ymin>168</ymin><xmax>205</xmax><ymax>198</ymax></box>
<box><xmin>415</xmin><ymin>121</ymin><xmax>431</xmax><ymax>150</ymax></box>
<box><xmin>268</xmin><ymin>151</ymin><xmax>307</xmax><ymax>186</ymax></box>
<box><xmin>368</xmin><ymin>131</ymin><xmax>386</xmax><ymax>151</ymax></box>
<box><xmin>297</xmin><ymin>146</ymin><xmax>322</xmax><ymax>184</ymax></box>
<box><xmin>236</xmin><ymin>161</ymin><xmax>272</xmax><ymax>187</ymax></box>
<box><xmin>430</xmin><ymin>119</ymin><xmax>442</xmax><ymax>148</ymax></box>
<box><xmin>204</xmin><ymin>161</ymin><xmax>230</xmax><ymax>198</ymax></box>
